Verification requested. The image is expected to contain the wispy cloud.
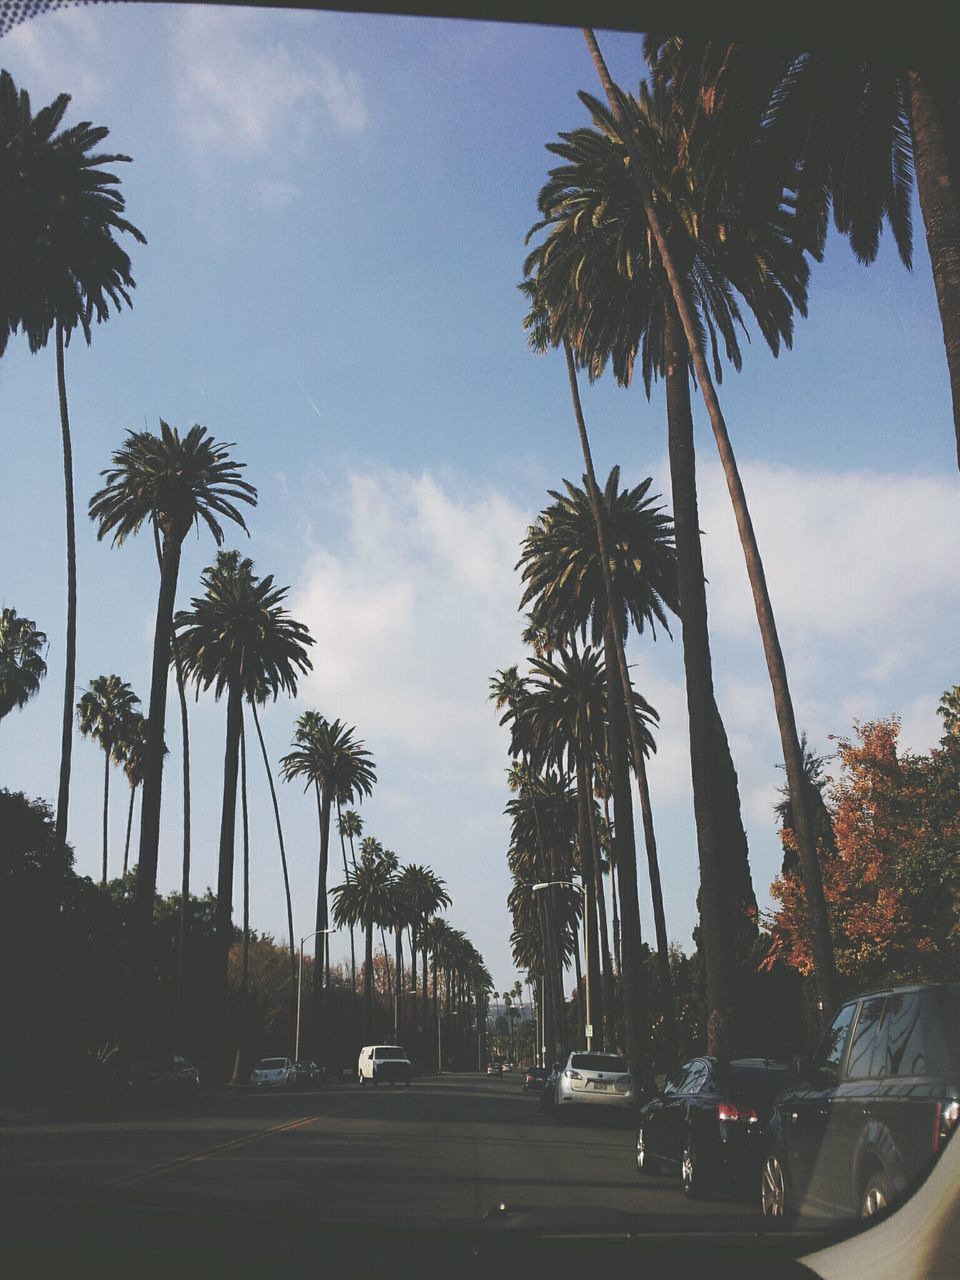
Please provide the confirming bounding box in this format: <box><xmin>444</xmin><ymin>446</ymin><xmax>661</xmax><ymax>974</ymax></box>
<box><xmin>171</xmin><ymin>6</ymin><xmax>367</xmax><ymax>206</ymax></box>
<box><xmin>2</xmin><ymin>7</ymin><xmax>106</xmax><ymax>106</ymax></box>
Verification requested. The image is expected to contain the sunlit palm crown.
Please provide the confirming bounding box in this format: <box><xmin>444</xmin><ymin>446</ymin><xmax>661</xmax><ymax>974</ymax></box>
<box><xmin>281</xmin><ymin>715</ymin><xmax>377</xmax><ymax>802</ymax></box>
<box><xmin>522</xmin><ymin>81</ymin><xmax>809</xmax><ymax>392</ymax></box>
<box><xmin>330</xmin><ymin>843</ymin><xmax>396</xmax><ymax>931</ymax></box>
<box><xmin>174</xmin><ymin>551</ymin><xmax>313</xmax><ymax>702</ymax></box>
<box><xmin>0</xmin><ymin>69</ymin><xmax>146</xmax><ymax>357</ymax></box>
<box><xmin>518</xmin><ymin>467</ymin><xmax>679</xmax><ymax>647</ymax></box>
<box><xmin>76</xmin><ymin>674</ymin><xmax>140</xmax><ymax>757</ymax></box>
<box><xmin>0</xmin><ymin>607</ymin><xmax>48</xmax><ymax>720</ymax></box>
<box><xmin>88</xmin><ymin>421</ymin><xmax>257</xmax><ymax>546</ymax></box>
<box><xmin>396</xmin><ymin>863</ymin><xmax>451</xmax><ymax>926</ymax></box>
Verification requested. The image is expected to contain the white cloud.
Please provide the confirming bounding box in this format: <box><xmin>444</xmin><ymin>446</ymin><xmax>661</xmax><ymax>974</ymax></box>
<box><xmin>697</xmin><ymin>463</ymin><xmax>960</xmax><ymax>640</ymax></box>
<box><xmin>173</xmin><ymin>7</ymin><xmax>366</xmax><ymax>154</ymax></box>
<box><xmin>3</xmin><ymin>8</ymin><xmax>105</xmax><ymax>106</ymax></box>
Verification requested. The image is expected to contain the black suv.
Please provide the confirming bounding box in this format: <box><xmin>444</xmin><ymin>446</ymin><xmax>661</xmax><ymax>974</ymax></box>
<box><xmin>762</xmin><ymin>982</ymin><xmax>959</xmax><ymax>1221</ymax></box>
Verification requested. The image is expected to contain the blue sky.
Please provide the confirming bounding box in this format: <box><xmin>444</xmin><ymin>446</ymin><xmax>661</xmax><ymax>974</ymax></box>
<box><xmin>1</xmin><ymin>5</ymin><xmax>958</xmax><ymax>995</ymax></box>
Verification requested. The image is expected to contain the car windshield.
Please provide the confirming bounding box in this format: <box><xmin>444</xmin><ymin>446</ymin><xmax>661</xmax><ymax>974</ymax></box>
<box><xmin>1</xmin><ymin>0</ymin><xmax>956</xmax><ymax>1257</ymax></box>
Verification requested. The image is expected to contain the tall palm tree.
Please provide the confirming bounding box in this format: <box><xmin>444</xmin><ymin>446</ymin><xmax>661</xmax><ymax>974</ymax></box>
<box><xmin>645</xmin><ymin>34</ymin><xmax>960</xmax><ymax>471</ymax></box>
<box><xmin>331</xmin><ymin>847</ymin><xmax>396</xmax><ymax>1044</ymax></box>
<box><xmin>579</xmin><ymin>34</ymin><xmax>841</xmax><ymax>1028</ymax></box>
<box><xmin>89</xmin><ymin>422</ymin><xmax>257</xmax><ymax>979</ymax></box>
<box><xmin>118</xmin><ymin>711</ymin><xmax>147</xmax><ymax>876</ymax></box>
<box><xmin>524</xmin><ymin>70</ymin><xmax>812</xmax><ymax>1051</ymax></box>
<box><xmin>395</xmin><ymin>863</ymin><xmax>450</xmax><ymax>1035</ymax></box>
<box><xmin>336</xmin><ymin>803</ymin><xmax>360</xmax><ymax>990</ymax></box>
<box><xmin>518</xmin><ymin>469</ymin><xmax>680</xmax><ymax>1064</ymax></box>
<box><xmin>76</xmin><ymin>674</ymin><xmax>140</xmax><ymax>886</ymax></box>
<box><xmin>0</xmin><ymin>607</ymin><xmax>48</xmax><ymax>723</ymax></box>
<box><xmin>0</xmin><ymin>71</ymin><xmax>145</xmax><ymax>856</ymax></box>
<box><xmin>175</xmin><ymin>551</ymin><xmax>313</xmax><ymax>1007</ymax></box>
<box><xmin>281</xmin><ymin>717</ymin><xmax>376</xmax><ymax>1035</ymax></box>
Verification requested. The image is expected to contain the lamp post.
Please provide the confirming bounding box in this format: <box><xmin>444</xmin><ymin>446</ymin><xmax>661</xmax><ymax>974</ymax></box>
<box><xmin>295</xmin><ymin>927</ymin><xmax>333</xmax><ymax>1063</ymax></box>
<box><xmin>532</xmin><ymin>880</ymin><xmax>591</xmax><ymax>1051</ymax></box>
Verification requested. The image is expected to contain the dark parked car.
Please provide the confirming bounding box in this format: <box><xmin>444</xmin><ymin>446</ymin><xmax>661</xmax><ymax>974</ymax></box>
<box><xmin>522</xmin><ymin>1066</ymin><xmax>548</xmax><ymax>1092</ymax></box>
<box><xmin>636</xmin><ymin>1057</ymin><xmax>800</xmax><ymax>1198</ymax></box>
<box><xmin>294</xmin><ymin>1060</ymin><xmax>322</xmax><ymax>1087</ymax></box>
<box><xmin>762</xmin><ymin>982</ymin><xmax>960</xmax><ymax>1222</ymax></box>
<box><xmin>126</xmin><ymin>1054</ymin><xmax>200</xmax><ymax>1103</ymax></box>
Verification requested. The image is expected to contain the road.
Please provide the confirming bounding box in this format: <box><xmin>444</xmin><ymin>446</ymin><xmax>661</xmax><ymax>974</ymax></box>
<box><xmin>1</xmin><ymin>1073</ymin><xmax>763</xmax><ymax>1232</ymax></box>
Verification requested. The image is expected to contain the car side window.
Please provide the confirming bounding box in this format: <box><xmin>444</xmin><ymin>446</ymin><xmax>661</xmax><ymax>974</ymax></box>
<box><xmin>846</xmin><ymin>996</ymin><xmax>887</xmax><ymax>1079</ymax></box>
<box><xmin>680</xmin><ymin>1061</ymin><xmax>708</xmax><ymax>1094</ymax></box>
<box><xmin>814</xmin><ymin>1001</ymin><xmax>858</xmax><ymax>1086</ymax></box>
<box><xmin>882</xmin><ymin>993</ymin><xmax>928</xmax><ymax>1077</ymax></box>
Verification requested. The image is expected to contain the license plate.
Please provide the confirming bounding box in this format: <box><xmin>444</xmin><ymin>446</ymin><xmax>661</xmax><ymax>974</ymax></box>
<box><xmin>591</xmin><ymin>1082</ymin><xmax>611</xmax><ymax>1091</ymax></box>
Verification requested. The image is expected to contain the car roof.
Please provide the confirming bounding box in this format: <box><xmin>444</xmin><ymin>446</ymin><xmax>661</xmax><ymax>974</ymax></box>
<box><xmin>840</xmin><ymin>981</ymin><xmax>960</xmax><ymax>1003</ymax></box>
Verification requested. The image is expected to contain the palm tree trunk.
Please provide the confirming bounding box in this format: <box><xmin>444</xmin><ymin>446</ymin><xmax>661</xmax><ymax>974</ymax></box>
<box><xmin>380</xmin><ymin>925</ymin><xmax>393</xmax><ymax>1012</ymax></box>
<box><xmin>240</xmin><ymin>715</ymin><xmax>250</xmax><ymax>1003</ymax></box>
<box><xmin>216</xmin><ymin>682</ymin><xmax>244</xmax><ymax>1003</ymax></box>
<box><xmin>54</xmin><ymin>321</ymin><xmax>76</xmax><ymax>859</ymax></box>
<box><xmin>314</xmin><ymin>789</ymin><xmax>332</xmax><ymax>1033</ymax></box>
<box><xmin>583</xmin><ymin>27</ymin><xmax>837</xmax><ymax>1028</ymax></box>
<box><xmin>907</xmin><ymin>67</ymin><xmax>960</xmax><ymax>472</ymax></box>
<box><xmin>123</xmin><ymin>784</ymin><xmax>136</xmax><ymax>877</ymax></box>
<box><xmin>101</xmin><ymin>747</ymin><xmax>110</xmax><ymax>886</ymax></box>
<box><xmin>250</xmin><ymin>700</ymin><xmax>298</xmax><ymax>1043</ymax></box>
<box><xmin>562</xmin><ymin>344</ymin><xmax>671</xmax><ymax>1072</ymax></box>
<box><xmin>394</xmin><ymin>928</ymin><xmax>404</xmax><ymax>1036</ymax></box>
<box><xmin>575</xmin><ymin>754</ymin><xmax>604</xmax><ymax>1051</ymax></box>
<box><xmin>588</xmin><ymin>771</ymin><xmax>616</xmax><ymax>1049</ymax></box>
<box><xmin>134</xmin><ymin>529</ymin><xmax>183</xmax><ymax>1007</ymax></box>
<box><xmin>171</xmin><ymin>631</ymin><xmax>191</xmax><ymax>1022</ymax></box>
<box><xmin>363</xmin><ymin>920</ymin><xmax>374</xmax><ymax>1043</ymax></box>
<box><xmin>336</xmin><ymin>799</ymin><xmax>358</xmax><ymax>993</ymax></box>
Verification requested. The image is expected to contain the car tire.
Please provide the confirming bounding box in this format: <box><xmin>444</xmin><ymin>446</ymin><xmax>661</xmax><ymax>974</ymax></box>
<box><xmin>860</xmin><ymin>1168</ymin><xmax>895</xmax><ymax>1219</ymax></box>
<box><xmin>681</xmin><ymin>1137</ymin><xmax>710</xmax><ymax>1199</ymax></box>
<box><xmin>636</xmin><ymin>1126</ymin><xmax>661</xmax><ymax>1176</ymax></box>
<box><xmin>761</xmin><ymin>1151</ymin><xmax>791</xmax><ymax>1222</ymax></box>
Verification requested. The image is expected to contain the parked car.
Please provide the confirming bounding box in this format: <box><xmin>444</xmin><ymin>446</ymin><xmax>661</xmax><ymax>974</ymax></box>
<box><xmin>554</xmin><ymin>1051</ymin><xmax>633</xmax><ymax>1116</ymax></box>
<box><xmin>357</xmin><ymin>1045</ymin><xmax>412</xmax><ymax>1086</ymax></box>
<box><xmin>522</xmin><ymin>1066</ymin><xmax>548</xmax><ymax>1092</ymax></box>
<box><xmin>636</xmin><ymin>1057</ymin><xmax>801</xmax><ymax>1199</ymax></box>
<box><xmin>293</xmin><ymin>1060</ymin><xmax>322</xmax><ymax>1087</ymax></box>
<box><xmin>249</xmin><ymin>1057</ymin><xmax>296</xmax><ymax>1088</ymax></box>
<box><xmin>126</xmin><ymin>1054</ymin><xmax>200</xmax><ymax>1103</ymax></box>
<box><xmin>762</xmin><ymin>982</ymin><xmax>960</xmax><ymax>1222</ymax></box>
<box><xmin>486</xmin><ymin>1063</ymin><xmax>502</xmax><ymax>1076</ymax></box>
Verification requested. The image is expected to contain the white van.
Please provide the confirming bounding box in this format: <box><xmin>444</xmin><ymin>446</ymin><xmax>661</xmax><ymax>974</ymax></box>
<box><xmin>357</xmin><ymin>1044</ymin><xmax>412</xmax><ymax>1086</ymax></box>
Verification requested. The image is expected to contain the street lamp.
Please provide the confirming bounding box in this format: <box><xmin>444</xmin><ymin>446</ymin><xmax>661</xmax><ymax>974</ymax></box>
<box><xmin>295</xmin><ymin>927</ymin><xmax>334</xmax><ymax>1062</ymax></box>
<box><xmin>532</xmin><ymin>879</ymin><xmax>591</xmax><ymax>1051</ymax></box>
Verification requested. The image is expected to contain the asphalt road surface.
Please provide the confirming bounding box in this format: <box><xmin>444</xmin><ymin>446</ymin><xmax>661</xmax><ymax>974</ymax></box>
<box><xmin>1</xmin><ymin>1072</ymin><xmax>766</xmax><ymax>1233</ymax></box>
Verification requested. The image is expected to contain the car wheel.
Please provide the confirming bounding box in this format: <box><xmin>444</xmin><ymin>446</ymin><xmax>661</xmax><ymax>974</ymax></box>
<box><xmin>861</xmin><ymin>1169</ymin><xmax>894</xmax><ymax>1219</ymax></box>
<box><xmin>681</xmin><ymin>1138</ymin><xmax>710</xmax><ymax>1199</ymax></box>
<box><xmin>636</xmin><ymin>1126</ymin><xmax>661</xmax><ymax>1176</ymax></box>
<box><xmin>761</xmin><ymin>1151</ymin><xmax>790</xmax><ymax>1220</ymax></box>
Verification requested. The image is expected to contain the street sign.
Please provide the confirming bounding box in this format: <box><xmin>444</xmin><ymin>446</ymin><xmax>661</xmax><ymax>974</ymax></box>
<box><xmin>584</xmin><ymin>1024</ymin><xmax>593</xmax><ymax>1038</ymax></box>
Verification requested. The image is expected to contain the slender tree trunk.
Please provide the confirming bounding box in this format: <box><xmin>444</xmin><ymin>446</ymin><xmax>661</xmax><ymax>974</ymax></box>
<box><xmin>133</xmin><ymin>530</ymin><xmax>183</xmax><ymax>1014</ymax></box>
<box><xmin>363</xmin><ymin>920</ymin><xmax>374</xmax><ymax>1043</ymax></box>
<box><xmin>216</xmin><ymin>682</ymin><xmax>243</xmax><ymax>1003</ymax></box>
<box><xmin>563</xmin><ymin>343</ymin><xmax>669</xmax><ymax>1072</ymax></box>
<box><xmin>172</xmin><ymin>631</ymin><xmax>191</xmax><ymax>1022</ymax></box>
<box><xmin>250</xmin><ymin>700</ymin><xmax>298</xmax><ymax>1043</ymax></box>
<box><xmin>313</xmin><ymin>788</ymin><xmax>332</xmax><ymax>1050</ymax></box>
<box><xmin>380</xmin><ymin>925</ymin><xmax>393</xmax><ymax>1012</ymax></box>
<box><xmin>54</xmin><ymin>322</ymin><xmax>76</xmax><ymax>858</ymax></box>
<box><xmin>907</xmin><ymin>67</ymin><xmax>960</xmax><ymax>473</ymax></box>
<box><xmin>582</xmin><ymin>26</ymin><xmax>836</xmax><ymax>1027</ymax></box>
<box><xmin>588</xmin><ymin>772</ymin><xmax>616</xmax><ymax>1050</ymax></box>
<box><xmin>101</xmin><ymin>747</ymin><xmax>110</xmax><ymax>886</ymax></box>
<box><xmin>123</xmin><ymin>784</ymin><xmax>136</xmax><ymax>877</ymax></box>
<box><xmin>240</xmin><ymin>716</ymin><xmax>250</xmax><ymax>1003</ymax></box>
<box><xmin>575</xmin><ymin>754</ymin><xmax>604</xmax><ymax>1050</ymax></box>
<box><xmin>336</xmin><ymin>799</ymin><xmax>358</xmax><ymax>993</ymax></box>
<box><xmin>572</xmin><ymin>929</ymin><xmax>583</xmax><ymax>1044</ymax></box>
<box><xmin>395</xmin><ymin>928</ymin><xmax>403</xmax><ymax>1036</ymax></box>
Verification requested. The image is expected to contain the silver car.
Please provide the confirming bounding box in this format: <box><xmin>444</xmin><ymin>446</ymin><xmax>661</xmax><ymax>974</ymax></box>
<box><xmin>249</xmin><ymin>1056</ymin><xmax>296</xmax><ymax>1088</ymax></box>
<box><xmin>554</xmin><ymin>1051</ymin><xmax>633</xmax><ymax>1113</ymax></box>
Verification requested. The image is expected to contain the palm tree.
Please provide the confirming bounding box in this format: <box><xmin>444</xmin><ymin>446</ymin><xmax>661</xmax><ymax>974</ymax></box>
<box><xmin>524</xmin><ymin>70</ymin><xmax>815</xmax><ymax>1052</ymax></box>
<box><xmin>0</xmin><ymin>71</ymin><xmax>145</xmax><ymax>857</ymax></box>
<box><xmin>281</xmin><ymin>717</ymin><xmax>376</xmax><ymax>1036</ymax></box>
<box><xmin>336</xmin><ymin>804</ymin><xmax>360</xmax><ymax>991</ymax></box>
<box><xmin>118</xmin><ymin>711</ymin><xmax>147</xmax><ymax>876</ymax></box>
<box><xmin>518</xmin><ymin>469</ymin><xmax>680</xmax><ymax>1065</ymax></box>
<box><xmin>331</xmin><ymin>847</ymin><xmax>396</xmax><ymax>1043</ymax></box>
<box><xmin>645</xmin><ymin>35</ymin><xmax>960</xmax><ymax>472</ymax></box>
<box><xmin>578</xmin><ymin>34</ymin><xmax>841</xmax><ymax>1028</ymax></box>
<box><xmin>89</xmin><ymin>422</ymin><xmax>257</xmax><ymax>978</ymax></box>
<box><xmin>395</xmin><ymin>863</ymin><xmax>450</xmax><ymax>1035</ymax></box>
<box><xmin>0</xmin><ymin>607</ymin><xmax>48</xmax><ymax>723</ymax></box>
<box><xmin>76</xmin><ymin>674</ymin><xmax>140</xmax><ymax>886</ymax></box>
<box><xmin>175</xmin><ymin>551</ymin><xmax>313</xmax><ymax>1008</ymax></box>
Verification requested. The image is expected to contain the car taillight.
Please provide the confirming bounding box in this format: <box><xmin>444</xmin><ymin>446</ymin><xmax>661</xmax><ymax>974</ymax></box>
<box><xmin>717</xmin><ymin>1102</ymin><xmax>759</xmax><ymax>1123</ymax></box>
<box><xmin>565</xmin><ymin>1070</ymin><xmax>583</xmax><ymax>1080</ymax></box>
<box><xmin>617</xmin><ymin>1075</ymin><xmax>632</xmax><ymax>1085</ymax></box>
<box><xmin>935</xmin><ymin>1100</ymin><xmax>960</xmax><ymax>1152</ymax></box>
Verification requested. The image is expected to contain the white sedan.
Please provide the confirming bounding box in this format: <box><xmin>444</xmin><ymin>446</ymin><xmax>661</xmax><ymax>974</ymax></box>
<box><xmin>554</xmin><ymin>1052</ymin><xmax>633</xmax><ymax>1114</ymax></box>
<box><xmin>249</xmin><ymin>1057</ymin><xmax>296</xmax><ymax>1088</ymax></box>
